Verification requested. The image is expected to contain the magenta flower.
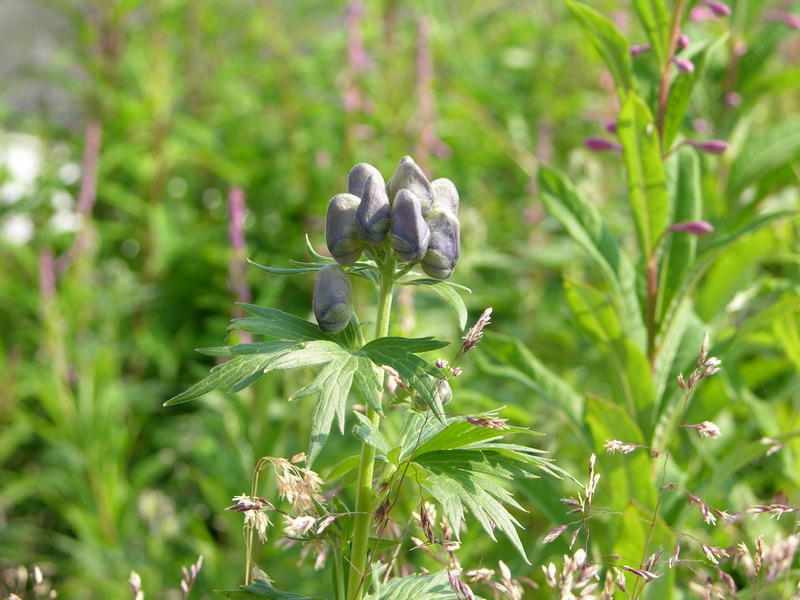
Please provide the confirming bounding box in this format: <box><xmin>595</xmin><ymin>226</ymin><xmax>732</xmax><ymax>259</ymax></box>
<box><xmin>686</xmin><ymin>139</ymin><xmax>729</xmax><ymax>154</ymax></box>
<box><xmin>702</xmin><ymin>0</ymin><xmax>731</xmax><ymax>17</ymax></box>
<box><xmin>669</xmin><ymin>221</ymin><xmax>715</xmax><ymax>235</ymax></box>
<box><xmin>672</xmin><ymin>57</ymin><xmax>695</xmax><ymax>74</ymax></box>
<box><xmin>677</xmin><ymin>32</ymin><xmax>690</xmax><ymax>51</ymax></box>
<box><xmin>765</xmin><ymin>10</ymin><xmax>800</xmax><ymax>30</ymax></box>
<box><xmin>584</xmin><ymin>137</ymin><xmax>622</xmax><ymax>152</ymax></box>
<box><xmin>630</xmin><ymin>44</ymin><xmax>651</xmax><ymax>56</ymax></box>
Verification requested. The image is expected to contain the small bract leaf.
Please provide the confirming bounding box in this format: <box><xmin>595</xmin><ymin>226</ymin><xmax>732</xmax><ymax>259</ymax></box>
<box><xmin>390</xmin><ymin>189</ymin><xmax>430</xmax><ymax>262</ymax></box>
<box><xmin>313</xmin><ymin>264</ymin><xmax>353</xmax><ymax>333</ymax></box>
<box><xmin>325</xmin><ymin>193</ymin><xmax>364</xmax><ymax>265</ymax></box>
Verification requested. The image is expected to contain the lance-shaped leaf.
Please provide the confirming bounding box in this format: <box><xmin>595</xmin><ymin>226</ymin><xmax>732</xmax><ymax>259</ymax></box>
<box><xmin>325</xmin><ymin>193</ymin><xmax>364</xmax><ymax>265</ymax></box>
<box><xmin>565</xmin><ymin>0</ymin><xmax>634</xmax><ymax>100</ymax></box>
<box><xmin>617</xmin><ymin>93</ymin><xmax>669</xmax><ymax>259</ymax></box>
<box><xmin>216</xmin><ymin>579</ymin><xmax>323</xmax><ymax>599</ymax></box>
<box><xmin>406</xmin><ymin>278</ymin><xmax>470</xmax><ymax>331</ymax></box>
<box><xmin>391</xmin><ymin>189</ymin><xmax>430</xmax><ymax>262</ymax></box>
<box><xmin>632</xmin><ymin>0</ymin><xmax>670</xmax><ymax>66</ymax></box>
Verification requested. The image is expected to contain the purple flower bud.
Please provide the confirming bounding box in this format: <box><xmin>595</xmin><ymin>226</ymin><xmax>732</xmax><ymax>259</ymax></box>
<box><xmin>690</xmin><ymin>7</ymin><xmax>714</xmax><ymax>22</ymax></box>
<box><xmin>677</xmin><ymin>32</ymin><xmax>690</xmax><ymax>51</ymax></box>
<box><xmin>386</xmin><ymin>156</ymin><xmax>433</xmax><ymax>216</ymax></box>
<box><xmin>313</xmin><ymin>264</ymin><xmax>353</xmax><ymax>333</ymax></box>
<box><xmin>672</xmin><ymin>57</ymin><xmax>695</xmax><ymax>74</ymax></box>
<box><xmin>765</xmin><ymin>10</ymin><xmax>800</xmax><ymax>30</ymax></box>
<box><xmin>422</xmin><ymin>208</ymin><xmax>460</xmax><ymax>279</ymax></box>
<box><xmin>668</xmin><ymin>221</ymin><xmax>715</xmax><ymax>235</ymax></box>
<box><xmin>725</xmin><ymin>92</ymin><xmax>742</xmax><ymax>107</ymax></box>
<box><xmin>584</xmin><ymin>137</ymin><xmax>622</xmax><ymax>152</ymax></box>
<box><xmin>630</xmin><ymin>44</ymin><xmax>651</xmax><ymax>56</ymax></box>
<box><xmin>390</xmin><ymin>189</ymin><xmax>430</xmax><ymax>262</ymax></box>
<box><xmin>702</xmin><ymin>0</ymin><xmax>731</xmax><ymax>17</ymax></box>
<box><xmin>431</xmin><ymin>178</ymin><xmax>459</xmax><ymax>215</ymax></box>
<box><xmin>355</xmin><ymin>174</ymin><xmax>391</xmax><ymax>244</ymax></box>
<box><xmin>605</xmin><ymin>121</ymin><xmax>618</xmax><ymax>135</ymax></box>
<box><xmin>325</xmin><ymin>193</ymin><xmax>364</xmax><ymax>264</ymax></box>
<box><xmin>347</xmin><ymin>162</ymin><xmax>382</xmax><ymax>198</ymax></box>
<box><xmin>686</xmin><ymin>139</ymin><xmax>729</xmax><ymax>154</ymax></box>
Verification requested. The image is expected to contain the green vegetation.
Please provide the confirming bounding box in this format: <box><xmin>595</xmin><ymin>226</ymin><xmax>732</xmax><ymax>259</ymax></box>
<box><xmin>1</xmin><ymin>1</ymin><xmax>798</xmax><ymax>598</ymax></box>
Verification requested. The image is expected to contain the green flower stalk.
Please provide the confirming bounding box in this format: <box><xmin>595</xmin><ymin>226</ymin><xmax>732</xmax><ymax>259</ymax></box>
<box><xmin>325</xmin><ymin>193</ymin><xmax>364</xmax><ymax>265</ymax></box>
<box><xmin>313</xmin><ymin>264</ymin><xmax>354</xmax><ymax>333</ymax></box>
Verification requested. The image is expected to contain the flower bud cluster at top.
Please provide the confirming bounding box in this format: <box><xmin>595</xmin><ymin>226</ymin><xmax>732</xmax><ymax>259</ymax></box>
<box><xmin>314</xmin><ymin>156</ymin><xmax>461</xmax><ymax>333</ymax></box>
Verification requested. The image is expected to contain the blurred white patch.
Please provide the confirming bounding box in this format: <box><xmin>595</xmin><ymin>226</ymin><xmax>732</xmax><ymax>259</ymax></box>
<box><xmin>0</xmin><ymin>133</ymin><xmax>43</xmax><ymax>205</ymax></box>
<box><xmin>58</xmin><ymin>161</ymin><xmax>81</xmax><ymax>185</ymax></box>
<box><xmin>1</xmin><ymin>213</ymin><xmax>34</xmax><ymax>244</ymax></box>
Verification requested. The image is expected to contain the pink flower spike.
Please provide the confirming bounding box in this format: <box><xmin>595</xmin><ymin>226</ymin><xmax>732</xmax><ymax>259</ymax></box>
<box><xmin>765</xmin><ymin>10</ymin><xmax>800</xmax><ymax>30</ymax></box>
<box><xmin>672</xmin><ymin>57</ymin><xmax>695</xmax><ymax>74</ymax></box>
<box><xmin>630</xmin><ymin>44</ymin><xmax>652</xmax><ymax>57</ymax></box>
<box><xmin>702</xmin><ymin>0</ymin><xmax>732</xmax><ymax>17</ymax></box>
<box><xmin>686</xmin><ymin>139</ymin><xmax>729</xmax><ymax>154</ymax></box>
<box><xmin>584</xmin><ymin>137</ymin><xmax>622</xmax><ymax>152</ymax></box>
<box><xmin>668</xmin><ymin>221</ymin><xmax>715</xmax><ymax>236</ymax></box>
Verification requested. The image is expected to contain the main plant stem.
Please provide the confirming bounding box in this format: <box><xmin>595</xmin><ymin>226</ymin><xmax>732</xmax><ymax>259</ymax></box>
<box><xmin>346</xmin><ymin>253</ymin><xmax>396</xmax><ymax>600</ymax></box>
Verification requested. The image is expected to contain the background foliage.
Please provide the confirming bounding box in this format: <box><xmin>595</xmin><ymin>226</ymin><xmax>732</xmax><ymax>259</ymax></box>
<box><xmin>0</xmin><ymin>0</ymin><xmax>798</xmax><ymax>597</ymax></box>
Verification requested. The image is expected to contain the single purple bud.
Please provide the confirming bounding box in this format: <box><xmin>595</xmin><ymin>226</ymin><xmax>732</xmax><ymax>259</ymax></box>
<box><xmin>347</xmin><ymin>162</ymin><xmax>382</xmax><ymax>198</ymax></box>
<box><xmin>325</xmin><ymin>193</ymin><xmax>364</xmax><ymax>264</ymax></box>
<box><xmin>672</xmin><ymin>57</ymin><xmax>695</xmax><ymax>74</ymax></box>
<box><xmin>313</xmin><ymin>264</ymin><xmax>353</xmax><ymax>333</ymax></box>
<box><xmin>702</xmin><ymin>0</ymin><xmax>731</xmax><ymax>17</ymax></box>
<box><xmin>668</xmin><ymin>221</ymin><xmax>715</xmax><ymax>235</ymax></box>
<box><xmin>630</xmin><ymin>44</ymin><xmax>651</xmax><ymax>56</ymax></box>
<box><xmin>693</xmin><ymin>119</ymin><xmax>710</xmax><ymax>132</ymax></box>
<box><xmin>686</xmin><ymin>139</ymin><xmax>729</xmax><ymax>154</ymax></box>
<box><xmin>584</xmin><ymin>137</ymin><xmax>622</xmax><ymax>152</ymax></box>
<box><xmin>733</xmin><ymin>41</ymin><xmax>748</xmax><ymax>57</ymax></box>
<box><xmin>390</xmin><ymin>188</ymin><xmax>430</xmax><ymax>262</ymax></box>
<box><xmin>765</xmin><ymin>10</ymin><xmax>800</xmax><ymax>30</ymax></box>
<box><xmin>421</xmin><ymin>208</ymin><xmax>460</xmax><ymax>279</ymax></box>
<box><xmin>431</xmin><ymin>178</ymin><xmax>460</xmax><ymax>215</ymax></box>
<box><xmin>386</xmin><ymin>156</ymin><xmax>433</xmax><ymax>216</ymax></box>
<box><xmin>725</xmin><ymin>92</ymin><xmax>742</xmax><ymax>107</ymax></box>
<box><xmin>605</xmin><ymin>121</ymin><xmax>618</xmax><ymax>135</ymax></box>
<box><xmin>355</xmin><ymin>174</ymin><xmax>391</xmax><ymax>244</ymax></box>
<box><xmin>689</xmin><ymin>7</ymin><xmax>714</xmax><ymax>22</ymax></box>
<box><xmin>677</xmin><ymin>32</ymin><xmax>690</xmax><ymax>51</ymax></box>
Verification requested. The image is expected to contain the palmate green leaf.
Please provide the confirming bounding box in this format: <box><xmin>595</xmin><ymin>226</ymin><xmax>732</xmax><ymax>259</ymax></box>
<box><xmin>216</xmin><ymin>579</ymin><xmax>322</xmax><ymax>599</ymax></box>
<box><xmin>406</xmin><ymin>416</ymin><xmax>554</xmax><ymax>562</ymax></box>
<box><xmin>365</xmin><ymin>567</ymin><xmax>457</xmax><ymax>600</ymax></box>
<box><xmin>538</xmin><ymin>166</ymin><xmax>645</xmax><ymax>350</ymax></box>
<box><xmin>726</xmin><ymin>116</ymin><xmax>800</xmax><ymax>202</ymax></box>
<box><xmin>406</xmin><ymin>278</ymin><xmax>471</xmax><ymax>331</ymax></box>
<box><xmin>357</xmin><ymin>338</ymin><xmax>447</xmax><ymax>421</ymax></box>
<box><xmin>632</xmin><ymin>0</ymin><xmax>670</xmax><ymax>65</ymax></box>
<box><xmin>233</xmin><ymin>303</ymin><xmax>337</xmax><ymax>342</ymax></box>
<box><xmin>565</xmin><ymin>0</ymin><xmax>634</xmax><ymax>100</ymax></box>
<box><xmin>617</xmin><ymin>93</ymin><xmax>669</xmax><ymax>259</ymax></box>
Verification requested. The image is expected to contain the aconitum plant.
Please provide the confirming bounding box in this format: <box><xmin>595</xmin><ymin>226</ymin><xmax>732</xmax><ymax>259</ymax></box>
<box><xmin>167</xmin><ymin>156</ymin><xmax>563</xmax><ymax>599</ymax></box>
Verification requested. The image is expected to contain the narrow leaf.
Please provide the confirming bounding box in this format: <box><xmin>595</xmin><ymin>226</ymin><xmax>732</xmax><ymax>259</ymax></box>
<box><xmin>407</xmin><ymin>279</ymin><xmax>470</xmax><ymax>331</ymax></box>
<box><xmin>235</xmin><ymin>304</ymin><xmax>335</xmax><ymax>342</ymax></box>
<box><xmin>216</xmin><ymin>579</ymin><xmax>321</xmax><ymax>599</ymax></box>
<box><xmin>617</xmin><ymin>93</ymin><xmax>669</xmax><ymax>258</ymax></box>
<box><xmin>565</xmin><ymin>0</ymin><xmax>635</xmax><ymax>99</ymax></box>
<box><xmin>352</xmin><ymin>411</ymin><xmax>391</xmax><ymax>455</ymax></box>
<box><xmin>165</xmin><ymin>355</ymin><xmax>275</xmax><ymax>406</ymax></box>
<box><xmin>632</xmin><ymin>0</ymin><xmax>670</xmax><ymax>65</ymax></box>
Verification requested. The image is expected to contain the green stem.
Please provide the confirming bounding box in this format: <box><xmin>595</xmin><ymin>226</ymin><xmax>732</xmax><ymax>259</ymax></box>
<box><xmin>346</xmin><ymin>253</ymin><xmax>396</xmax><ymax>600</ymax></box>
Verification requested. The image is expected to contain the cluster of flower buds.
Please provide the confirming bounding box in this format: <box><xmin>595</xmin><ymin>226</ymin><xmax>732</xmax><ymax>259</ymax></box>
<box><xmin>314</xmin><ymin>156</ymin><xmax>461</xmax><ymax>333</ymax></box>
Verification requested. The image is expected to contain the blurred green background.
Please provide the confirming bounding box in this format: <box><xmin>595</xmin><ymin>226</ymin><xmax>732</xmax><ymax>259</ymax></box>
<box><xmin>1</xmin><ymin>0</ymin><xmax>798</xmax><ymax>598</ymax></box>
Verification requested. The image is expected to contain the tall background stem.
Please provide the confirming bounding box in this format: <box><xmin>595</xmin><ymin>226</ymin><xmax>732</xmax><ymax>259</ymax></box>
<box><xmin>346</xmin><ymin>253</ymin><xmax>396</xmax><ymax>600</ymax></box>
